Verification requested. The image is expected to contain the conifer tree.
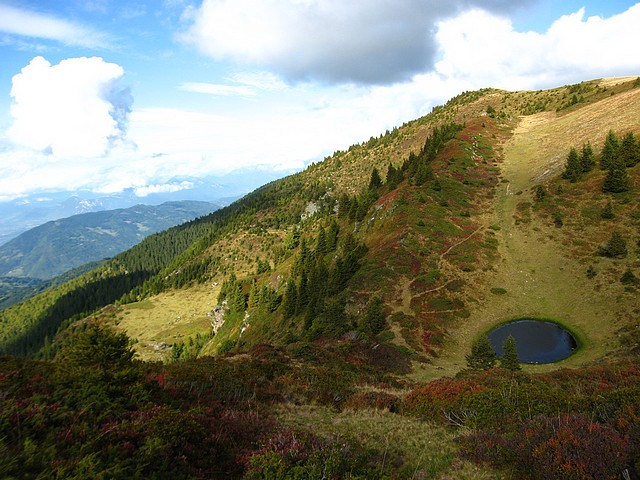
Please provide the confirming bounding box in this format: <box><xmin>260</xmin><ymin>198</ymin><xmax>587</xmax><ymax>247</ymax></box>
<box><xmin>338</xmin><ymin>194</ymin><xmax>351</xmax><ymax>218</ymax></box>
<box><xmin>248</xmin><ymin>279</ymin><xmax>259</xmax><ymax>309</ymax></box>
<box><xmin>580</xmin><ymin>142</ymin><xmax>595</xmax><ymax>173</ymax></box>
<box><xmin>386</xmin><ymin>163</ymin><xmax>400</xmax><ymax>190</ymax></box>
<box><xmin>601</xmin><ymin>200</ymin><xmax>615</xmax><ymax>219</ymax></box>
<box><xmin>562</xmin><ymin>147</ymin><xmax>582</xmax><ymax>182</ymax></box>
<box><xmin>360</xmin><ymin>296</ymin><xmax>386</xmax><ymax>335</ymax></box>
<box><xmin>283</xmin><ymin>280</ymin><xmax>298</xmax><ymax>318</ymax></box>
<box><xmin>618</xmin><ymin>131</ymin><xmax>639</xmax><ymax>167</ymax></box>
<box><xmin>500</xmin><ymin>335</ymin><xmax>521</xmax><ymax>371</ymax></box>
<box><xmin>600</xmin><ymin>130</ymin><xmax>619</xmax><ymax>170</ymax></box>
<box><xmin>602</xmin><ymin>157</ymin><xmax>630</xmax><ymax>193</ymax></box>
<box><xmin>327</xmin><ymin>219</ymin><xmax>339</xmax><ymax>252</ymax></box>
<box><xmin>621</xmin><ymin>269</ymin><xmax>638</xmax><ymax>285</ymax></box>
<box><xmin>466</xmin><ymin>336</ymin><xmax>497</xmax><ymax>370</ymax></box>
<box><xmin>315</xmin><ymin>227</ymin><xmax>327</xmax><ymax>256</ymax></box>
<box><xmin>369</xmin><ymin>167</ymin><xmax>382</xmax><ymax>191</ymax></box>
<box><xmin>597</xmin><ymin>231</ymin><xmax>627</xmax><ymax>258</ymax></box>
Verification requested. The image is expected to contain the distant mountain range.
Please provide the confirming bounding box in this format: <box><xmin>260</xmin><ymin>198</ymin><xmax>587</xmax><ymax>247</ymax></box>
<box><xmin>0</xmin><ymin>171</ymin><xmax>287</xmax><ymax>245</ymax></box>
<box><xmin>0</xmin><ymin>200</ymin><xmax>222</xmax><ymax>281</ymax></box>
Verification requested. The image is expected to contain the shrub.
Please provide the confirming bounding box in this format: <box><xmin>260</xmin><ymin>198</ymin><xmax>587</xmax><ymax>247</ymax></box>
<box><xmin>460</xmin><ymin>415</ymin><xmax>632</xmax><ymax>480</ymax></box>
<box><xmin>597</xmin><ymin>231</ymin><xmax>627</xmax><ymax>258</ymax></box>
<box><xmin>344</xmin><ymin>391</ymin><xmax>400</xmax><ymax>412</ymax></box>
<box><xmin>244</xmin><ymin>429</ymin><xmax>387</xmax><ymax>479</ymax></box>
<box><xmin>402</xmin><ymin>377</ymin><xmax>485</xmax><ymax>425</ymax></box>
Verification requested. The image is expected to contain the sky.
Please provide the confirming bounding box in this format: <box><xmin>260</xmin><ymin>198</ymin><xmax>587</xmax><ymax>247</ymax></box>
<box><xmin>0</xmin><ymin>0</ymin><xmax>639</xmax><ymax>203</ymax></box>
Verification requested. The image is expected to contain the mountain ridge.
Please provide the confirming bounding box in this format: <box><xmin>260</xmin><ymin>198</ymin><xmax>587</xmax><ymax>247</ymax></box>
<box><xmin>0</xmin><ymin>200</ymin><xmax>221</xmax><ymax>281</ymax></box>
<box><xmin>0</xmin><ymin>76</ymin><xmax>638</xmax><ymax>365</ymax></box>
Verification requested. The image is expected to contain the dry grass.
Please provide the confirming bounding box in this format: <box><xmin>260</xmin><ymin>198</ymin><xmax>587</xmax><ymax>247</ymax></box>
<box><xmin>274</xmin><ymin>404</ymin><xmax>511</xmax><ymax>479</ymax></box>
<box><xmin>114</xmin><ymin>283</ymin><xmax>220</xmax><ymax>361</ymax></box>
<box><xmin>419</xmin><ymin>79</ymin><xmax>640</xmax><ymax>380</ymax></box>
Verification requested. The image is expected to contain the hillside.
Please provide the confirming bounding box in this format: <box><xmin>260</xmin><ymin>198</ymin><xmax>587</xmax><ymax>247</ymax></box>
<box><xmin>0</xmin><ymin>200</ymin><xmax>221</xmax><ymax>280</ymax></box>
<box><xmin>1</xmin><ymin>77</ymin><xmax>639</xmax><ymax>479</ymax></box>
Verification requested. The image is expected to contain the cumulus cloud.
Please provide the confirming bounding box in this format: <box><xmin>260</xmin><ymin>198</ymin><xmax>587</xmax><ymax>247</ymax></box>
<box><xmin>181</xmin><ymin>0</ymin><xmax>533</xmax><ymax>85</ymax></box>
<box><xmin>180</xmin><ymin>82</ymin><xmax>257</xmax><ymax>97</ymax></box>
<box><xmin>134</xmin><ymin>181</ymin><xmax>195</xmax><ymax>197</ymax></box>
<box><xmin>433</xmin><ymin>5</ymin><xmax>640</xmax><ymax>90</ymax></box>
<box><xmin>7</xmin><ymin>56</ymin><xmax>132</xmax><ymax>158</ymax></box>
<box><xmin>2</xmin><ymin>4</ymin><xmax>640</xmax><ymax>202</ymax></box>
<box><xmin>0</xmin><ymin>4</ymin><xmax>110</xmax><ymax>48</ymax></box>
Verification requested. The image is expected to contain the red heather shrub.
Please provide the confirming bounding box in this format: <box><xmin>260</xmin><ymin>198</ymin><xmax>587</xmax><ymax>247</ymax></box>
<box><xmin>244</xmin><ymin>429</ymin><xmax>387</xmax><ymax>479</ymax></box>
<box><xmin>343</xmin><ymin>390</ymin><xmax>400</xmax><ymax>412</ymax></box>
<box><xmin>402</xmin><ymin>376</ymin><xmax>485</xmax><ymax>423</ymax></box>
<box><xmin>461</xmin><ymin>415</ymin><xmax>633</xmax><ymax>480</ymax></box>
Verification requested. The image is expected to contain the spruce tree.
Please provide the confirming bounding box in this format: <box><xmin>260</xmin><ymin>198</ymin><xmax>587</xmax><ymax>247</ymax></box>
<box><xmin>597</xmin><ymin>231</ymin><xmax>627</xmax><ymax>258</ymax></box>
<box><xmin>360</xmin><ymin>296</ymin><xmax>386</xmax><ymax>335</ymax></box>
<box><xmin>602</xmin><ymin>158</ymin><xmax>630</xmax><ymax>193</ymax></box>
<box><xmin>315</xmin><ymin>227</ymin><xmax>327</xmax><ymax>256</ymax></box>
<box><xmin>466</xmin><ymin>336</ymin><xmax>497</xmax><ymax>370</ymax></box>
<box><xmin>601</xmin><ymin>200</ymin><xmax>615</xmax><ymax>219</ymax></box>
<box><xmin>369</xmin><ymin>167</ymin><xmax>382</xmax><ymax>191</ymax></box>
<box><xmin>500</xmin><ymin>335</ymin><xmax>521</xmax><ymax>371</ymax></box>
<box><xmin>618</xmin><ymin>132</ymin><xmax>639</xmax><ymax>167</ymax></box>
<box><xmin>562</xmin><ymin>147</ymin><xmax>582</xmax><ymax>182</ymax></box>
<box><xmin>283</xmin><ymin>280</ymin><xmax>298</xmax><ymax>318</ymax></box>
<box><xmin>580</xmin><ymin>142</ymin><xmax>595</xmax><ymax>173</ymax></box>
<box><xmin>600</xmin><ymin>130</ymin><xmax>619</xmax><ymax>170</ymax></box>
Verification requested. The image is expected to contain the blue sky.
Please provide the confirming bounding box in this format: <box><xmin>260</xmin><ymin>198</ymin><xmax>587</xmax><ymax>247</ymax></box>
<box><xmin>0</xmin><ymin>0</ymin><xmax>639</xmax><ymax>202</ymax></box>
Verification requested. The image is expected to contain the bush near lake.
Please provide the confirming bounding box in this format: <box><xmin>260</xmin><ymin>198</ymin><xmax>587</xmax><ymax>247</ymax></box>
<box><xmin>401</xmin><ymin>363</ymin><xmax>640</xmax><ymax>478</ymax></box>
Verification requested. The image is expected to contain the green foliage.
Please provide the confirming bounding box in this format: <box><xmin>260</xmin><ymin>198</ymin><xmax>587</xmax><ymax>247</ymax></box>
<box><xmin>171</xmin><ymin>332</ymin><xmax>213</xmax><ymax>361</ymax></box>
<box><xmin>465</xmin><ymin>336</ymin><xmax>497</xmax><ymax>371</ymax></box>
<box><xmin>618</xmin><ymin>131</ymin><xmax>640</xmax><ymax>167</ymax></box>
<box><xmin>534</xmin><ymin>184</ymin><xmax>546</xmax><ymax>201</ymax></box>
<box><xmin>600</xmin><ymin>130</ymin><xmax>619</xmax><ymax>170</ymax></box>
<box><xmin>603</xmin><ymin>160</ymin><xmax>631</xmax><ymax>193</ymax></box>
<box><xmin>580</xmin><ymin>142</ymin><xmax>596</xmax><ymax>172</ymax></box>
<box><xmin>368</xmin><ymin>166</ymin><xmax>383</xmax><ymax>191</ymax></box>
<box><xmin>597</xmin><ymin>231</ymin><xmax>628</xmax><ymax>258</ymax></box>
<box><xmin>244</xmin><ymin>430</ymin><xmax>389</xmax><ymax>480</ymax></box>
<box><xmin>403</xmin><ymin>123</ymin><xmax>464</xmax><ymax>186</ymax></box>
<box><xmin>359</xmin><ymin>296</ymin><xmax>386</xmax><ymax>335</ymax></box>
<box><xmin>562</xmin><ymin>147</ymin><xmax>582</xmax><ymax>182</ymax></box>
<box><xmin>600</xmin><ymin>200</ymin><xmax>615</xmax><ymax>219</ymax></box>
<box><xmin>499</xmin><ymin>335</ymin><xmax>520</xmax><ymax>371</ymax></box>
<box><xmin>486</xmin><ymin>105</ymin><xmax>496</xmax><ymax>118</ymax></box>
<box><xmin>621</xmin><ymin>269</ymin><xmax>638</xmax><ymax>285</ymax></box>
<box><xmin>53</xmin><ymin>323</ymin><xmax>147</xmax><ymax>417</ymax></box>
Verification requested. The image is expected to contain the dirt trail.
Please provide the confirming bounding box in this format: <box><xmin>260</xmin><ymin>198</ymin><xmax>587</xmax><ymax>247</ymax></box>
<box><xmin>427</xmin><ymin>93</ymin><xmax>640</xmax><ymax>377</ymax></box>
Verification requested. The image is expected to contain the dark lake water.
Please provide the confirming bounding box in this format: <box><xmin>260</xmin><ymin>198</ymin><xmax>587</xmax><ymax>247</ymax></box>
<box><xmin>487</xmin><ymin>319</ymin><xmax>578</xmax><ymax>363</ymax></box>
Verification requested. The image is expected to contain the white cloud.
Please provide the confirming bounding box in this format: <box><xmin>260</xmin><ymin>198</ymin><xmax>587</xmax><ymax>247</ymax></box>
<box><xmin>181</xmin><ymin>0</ymin><xmax>533</xmax><ymax>84</ymax></box>
<box><xmin>134</xmin><ymin>181</ymin><xmax>195</xmax><ymax>197</ymax></box>
<box><xmin>433</xmin><ymin>5</ymin><xmax>640</xmax><ymax>90</ymax></box>
<box><xmin>0</xmin><ymin>4</ymin><xmax>110</xmax><ymax>48</ymax></box>
<box><xmin>7</xmin><ymin>56</ymin><xmax>131</xmax><ymax>158</ymax></box>
<box><xmin>2</xmin><ymin>4</ymin><xmax>640</xmax><ymax>202</ymax></box>
<box><xmin>180</xmin><ymin>82</ymin><xmax>257</xmax><ymax>97</ymax></box>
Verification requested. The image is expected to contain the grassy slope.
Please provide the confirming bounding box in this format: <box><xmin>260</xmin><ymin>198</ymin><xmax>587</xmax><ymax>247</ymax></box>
<box><xmin>426</xmin><ymin>78</ymin><xmax>640</xmax><ymax>379</ymax></box>
<box><xmin>101</xmin><ymin>78</ymin><xmax>640</xmax><ymax>372</ymax></box>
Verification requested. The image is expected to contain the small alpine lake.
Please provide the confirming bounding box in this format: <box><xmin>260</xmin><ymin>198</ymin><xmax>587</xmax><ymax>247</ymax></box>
<box><xmin>487</xmin><ymin>318</ymin><xmax>579</xmax><ymax>364</ymax></box>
